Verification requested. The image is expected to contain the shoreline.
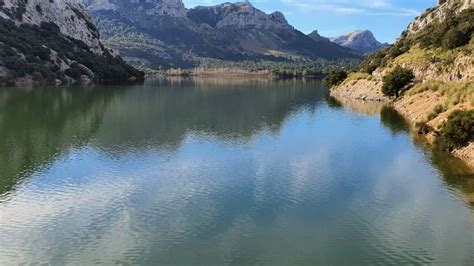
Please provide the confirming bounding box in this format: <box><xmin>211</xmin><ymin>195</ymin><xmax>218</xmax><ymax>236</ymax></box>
<box><xmin>331</xmin><ymin>80</ymin><xmax>474</xmax><ymax>171</ymax></box>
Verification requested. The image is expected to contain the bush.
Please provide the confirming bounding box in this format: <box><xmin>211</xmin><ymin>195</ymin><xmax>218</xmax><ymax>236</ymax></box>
<box><xmin>382</xmin><ymin>66</ymin><xmax>414</xmax><ymax>97</ymax></box>
<box><xmin>323</xmin><ymin>69</ymin><xmax>347</xmax><ymax>87</ymax></box>
<box><xmin>434</xmin><ymin>110</ymin><xmax>474</xmax><ymax>151</ymax></box>
<box><xmin>442</xmin><ymin>29</ymin><xmax>469</xmax><ymax>50</ymax></box>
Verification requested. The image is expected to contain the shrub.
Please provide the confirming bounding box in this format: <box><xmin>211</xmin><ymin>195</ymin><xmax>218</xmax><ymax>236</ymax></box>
<box><xmin>427</xmin><ymin>104</ymin><xmax>445</xmax><ymax>121</ymax></box>
<box><xmin>382</xmin><ymin>66</ymin><xmax>414</xmax><ymax>97</ymax></box>
<box><xmin>323</xmin><ymin>69</ymin><xmax>347</xmax><ymax>88</ymax></box>
<box><xmin>416</xmin><ymin>121</ymin><xmax>433</xmax><ymax>135</ymax></box>
<box><xmin>434</xmin><ymin>110</ymin><xmax>474</xmax><ymax>151</ymax></box>
<box><xmin>442</xmin><ymin>29</ymin><xmax>469</xmax><ymax>50</ymax></box>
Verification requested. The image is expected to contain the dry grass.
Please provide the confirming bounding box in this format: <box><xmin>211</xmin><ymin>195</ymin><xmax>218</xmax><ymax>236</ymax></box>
<box><xmin>341</xmin><ymin>72</ymin><xmax>373</xmax><ymax>85</ymax></box>
<box><xmin>407</xmin><ymin>80</ymin><xmax>474</xmax><ymax>107</ymax></box>
<box><xmin>392</xmin><ymin>43</ymin><xmax>473</xmax><ymax>73</ymax></box>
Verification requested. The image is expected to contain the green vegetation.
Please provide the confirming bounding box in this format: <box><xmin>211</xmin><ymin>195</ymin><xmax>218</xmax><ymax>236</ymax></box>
<box><xmin>196</xmin><ymin>58</ymin><xmax>359</xmax><ymax>78</ymax></box>
<box><xmin>427</xmin><ymin>104</ymin><xmax>446</xmax><ymax>121</ymax></box>
<box><xmin>0</xmin><ymin>17</ymin><xmax>143</xmax><ymax>86</ymax></box>
<box><xmin>434</xmin><ymin>110</ymin><xmax>474</xmax><ymax>151</ymax></box>
<box><xmin>323</xmin><ymin>69</ymin><xmax>348</xmax><ymax>88</ymax></box>
<box><xmin>359</xmin><ymin>7</ymin><xmax>474</xmax><ymax>74</ymax></box>
<box><xmin>382</xmin><ymin>66</ymin><xmax>414</xmax><ymax>97</ymax></box>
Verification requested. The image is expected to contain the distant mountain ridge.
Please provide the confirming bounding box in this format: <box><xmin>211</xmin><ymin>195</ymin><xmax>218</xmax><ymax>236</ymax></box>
<box><xmin>307</xmin><ymin>30</ymin><xmax>331</xmax><ymax>43</ymax></box>
<box><xmin>82</xmin><ymin>0</ymin><xmax>360</xmax><ymax>70</ymax></box>
<box><xmin>330</xmin><ymin>30</ymin><xmax>389</xmax><ymax>53</ymax></box>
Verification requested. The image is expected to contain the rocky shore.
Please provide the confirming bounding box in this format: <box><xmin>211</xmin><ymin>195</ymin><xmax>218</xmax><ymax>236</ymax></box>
<box><xmin>331</xmin><ymin>81</ymin><xmax>474</xmax><ymax>169</ymax></box>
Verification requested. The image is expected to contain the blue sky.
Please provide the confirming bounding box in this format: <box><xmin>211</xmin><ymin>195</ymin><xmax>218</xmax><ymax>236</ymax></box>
<box><xmin>183</xmin><ymin>0</ymin><xmax>437</xmax><ymax>43</ymax></box>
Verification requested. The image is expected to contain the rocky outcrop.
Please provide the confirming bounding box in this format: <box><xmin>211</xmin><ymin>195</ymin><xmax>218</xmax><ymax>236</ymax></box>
<box><xmin>377</xmin><ymin>54</ymin><xmax>474</xmax><ymax>82</ymax></box>
<box><xmin>0</xmin><ymin>0</ymin><xmax>143</xmax><ymax>86</ymax></box>
<box><xmin>190</xmin><ymin>2</ymin><xmax>291</xmax><ymax>30</ymax></box>
<box><xmin>408</xmin><ymin>0</ymin><xmax>473</xmax><ymax>35</ymax></box>
<box><xmin>1</xmin><ymin>0</ymin><xmax>102</xmax><ymax>53</ymax></box>
<box><xmin>84</xmin><ymin>0</ymin><xmax>187</xmax><ymax>17</ymax></box>
<box><xmin>330</xmin><ymin>30</ymin><xmax>389</xmax><ymax>53</ymax></box>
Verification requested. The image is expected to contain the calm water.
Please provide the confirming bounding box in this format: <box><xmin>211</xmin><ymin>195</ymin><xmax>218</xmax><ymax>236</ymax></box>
<box><xmin>0</xmin><ymin>78</ymin><xmax>473</xmax><ymax>265</ymax></box>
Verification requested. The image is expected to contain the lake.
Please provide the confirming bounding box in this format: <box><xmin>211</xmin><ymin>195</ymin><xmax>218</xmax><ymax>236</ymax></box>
<box><xmin>0</xmin><ymin>78</ymin><xmax>473</xmax><ymax>265</ymax></box>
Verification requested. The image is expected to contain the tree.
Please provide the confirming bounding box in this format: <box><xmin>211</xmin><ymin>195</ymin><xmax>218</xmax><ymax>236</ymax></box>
<box><xmin>323</xmin><ymin>69</ymin><xmax>347</xmax><ymax>88</ymax></box>
<box><xmin>382</xmin><ymin>66</ymin><xmax>414</xmax><ymax>97</ymax></box>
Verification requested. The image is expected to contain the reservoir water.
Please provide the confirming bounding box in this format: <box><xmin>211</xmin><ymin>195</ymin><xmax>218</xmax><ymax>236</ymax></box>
<box><xmin>0</xmin><ymin>78</ymin><xmax>473</xmax><ymax>264</ymax></box>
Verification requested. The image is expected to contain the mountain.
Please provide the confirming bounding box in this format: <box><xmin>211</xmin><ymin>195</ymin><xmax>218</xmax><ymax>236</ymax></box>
<box><xmin>331</xmin><ymin>0</ymin><xmax>473</xmax><ymax>165</ymax></box>
<box><xmin>307</xmin><ymin>30</ymin><xmax>331</xmax><ymax>43</ymax></box>
<box><xmin>329</xmin><ymin>30</ymin><xmax>389</xmax><ymax>53</ymax></box>
<box><xmin>82</xmin><ymin>0</ymin><xmax>360</xmax><ymax>70</ymax></box>
<box><xmin>0</xmin><ymin>0</ymin><xmax>143</xmax><ymax>86</ymax></box>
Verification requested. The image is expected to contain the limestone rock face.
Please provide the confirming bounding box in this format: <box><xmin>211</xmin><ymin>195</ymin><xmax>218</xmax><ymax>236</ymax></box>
<box><xmin>330</xmin><ymin>30</ymin><xmax>388</xmax><ymax>53</ymax></box>
<box><xmin>0</xmin><ymin>0</ymin><xmax>143</xmax><ymax>86</ymax></box>
<box><xmin>84</xmin><ymin>0</ymin><xmax>187</xmax><ymax>17</ymax></box>
<box><xmin>408</xmin><ymin>0</ymin><xmax>473</xmax><ymax>35</ymax></box>
<box><xmin>0</xmin><ymin>0</ymin><xmax>103</xmax><ymax>54</ymax></box>
<box><xmin>198</xmin><ymin>2</ymin><xmax>292</xmax><ymax>30</ymax></box>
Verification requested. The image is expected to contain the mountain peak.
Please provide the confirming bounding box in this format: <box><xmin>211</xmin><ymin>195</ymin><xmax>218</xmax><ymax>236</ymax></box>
<box><xmin>307</xmin><ymin>30</ymin><xmax>330</xmax><ymax>43</ymax></box>
<box><xmin>188</xmin><ymin>2</ymin><xmax>291</xmax><ymax>30</ymax></box>
<box><xmin>330</xmin><ymin>30</ymin><xmax>388</xmax><ymax>53</ymax></box>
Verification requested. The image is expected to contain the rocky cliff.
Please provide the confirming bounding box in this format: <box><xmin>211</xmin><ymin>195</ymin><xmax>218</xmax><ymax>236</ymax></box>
<box><xmin>188</xmin><ymin>2</ymin><xmax>291</xmax><ymax>30</ymax></box>
<box><xmin>408</xmin><ymin>0</ymin><xmax>473</xmax><ymax>36</ymax></box>
<box><xmin>0</xmin><ymin>0</ymin><xmax>104</xmax><ymax>53</ymax></box>
<box><xmin>82</xmin><ymin>0</ymin><xmax>359</xmax><ymax>70</ymax></box>
<box><xmin>330</xmin><ymin>30</ymin><xmax>389</xmax><ymax>53</ymax></box>
<box><xmin>0</xmin><ymin>0</ymin><xmax>143</xmax><ymax>86</ymax></box>
<box><xmin>331</xmin><ymin>0</ymin><xmax>474</xmax><ymax>167</ymax></box>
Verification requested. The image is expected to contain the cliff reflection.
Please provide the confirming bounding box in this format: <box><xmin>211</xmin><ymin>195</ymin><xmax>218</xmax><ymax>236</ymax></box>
<box><xmin>93</xmin><ymin>78</ymin><xmax>327</xmax><ymax>152</ymax></box>
<box><xmin>0</xmin><ymin>78</ymin><xmax>327</xmax><ymax>196</ymax></box>
<box><xmin>0</xmin><ymin>86</ymin><xmax>125</xmax><ymax>196</ymax></box>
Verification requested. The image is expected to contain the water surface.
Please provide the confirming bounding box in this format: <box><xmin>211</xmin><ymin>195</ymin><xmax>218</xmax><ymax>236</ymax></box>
<box><xmin>0</xmin><ymin>78</ymin><xmax>473</xmax><ymax>265</ymax></box>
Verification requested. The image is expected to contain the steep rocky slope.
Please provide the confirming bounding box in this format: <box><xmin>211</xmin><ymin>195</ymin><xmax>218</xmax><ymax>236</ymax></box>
<box><xmin>331</xmin><ymin>0</ymin><xmax>474</xmax><ymax>167</ymax></box>
<box><xmin>0</xmin><ymin>0</ymin><xmax>143</xmax><ymax>86</ymax></box>
<box><xmin>330</xmin><ymin>30</ymin><xmax>389</xmax><ymax>53</ymax></box>
<box><xmin>82</xmin><ymin>0</ymin><xmax>359</xmax><ymax>70</ymax></box>
<box><xmin>307</xmin><ymin>30</ymin><xmax>332</xmax><ymax>43</ymax></box>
